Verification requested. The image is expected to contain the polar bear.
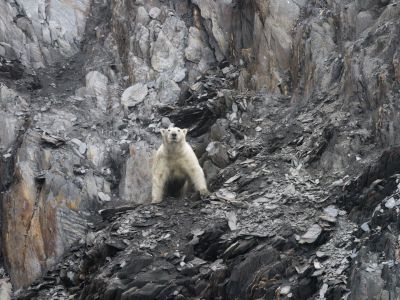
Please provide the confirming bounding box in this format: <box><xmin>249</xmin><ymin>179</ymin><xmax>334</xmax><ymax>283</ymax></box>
<box><xmin>152</xmin><ymin>127</ymin><xmax>209</xmax><ymax>203</ymax></box>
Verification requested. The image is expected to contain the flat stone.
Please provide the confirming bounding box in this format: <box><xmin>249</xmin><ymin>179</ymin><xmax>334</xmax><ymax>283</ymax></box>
<box><xmin>121</xmin><ymin>83</ymin><xmax>148</xmax><ymax>109</ymax></box>
<box><xmin>323</xmin><ymin>205</ymin><xmax>339</xmax><ymax>218</ymax></box>
<box><xmin>70</xmin><ymin>138</ymin><xmax>87</xmax><ymax>154</ymax></box>
<box><xmin>280</xmin><ymin>285</ymin><xmax>291</xmax><ymax>295</ymax></box>
<box><xmin>361</xmin><ymin>222</ymin><xmax>370</xmax><ymax>232</ymax></box>
<box><xmin>98</xmin><ymin>192</ymin><xmax>111</xmax><ymax>202</ymax></box>
<box><xmin>299</xmin><ymin>224</ymin><xmax>322</xmax><ymax>244</ymax></box>
<box><xmin>215</xmin><ymin>188</ymin><xmax>237</xmax><ymax>202</ymax></box>
<box><xmin>385</xmin><ymin>197</ymin><xmax>396</xmax><ymax>209</ymax></box>
<box><xmin>316</xmin><ymin>251</ymin><xmax>329</xmax><ymax>258</ymax></box>
<box><xmin>319</xmin><ymin>214</ymin><xmax>337</xmax><ymax>223</ymax></box>
<box><xmin>226</xmin><ymin>212</ymin><xmax>237</xmax><ymax>231</ymax></box>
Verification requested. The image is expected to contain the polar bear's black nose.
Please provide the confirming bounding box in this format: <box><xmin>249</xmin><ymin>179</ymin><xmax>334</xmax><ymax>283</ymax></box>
<box><xmin>171</xmin><ymin>133</ymin><xmax>177</xmax><ymax>138</ymax></box>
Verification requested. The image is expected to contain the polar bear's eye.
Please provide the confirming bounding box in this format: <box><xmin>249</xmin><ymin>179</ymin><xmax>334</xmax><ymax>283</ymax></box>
<box><xmin>168</xmin><ymin>129</ymin><xmax>170</xmax><ymax>132</ymax></box>
<box><xmin>178</xmin><ymin>129</ymin><xmax>180</xmax><ymax>132</ymax></box>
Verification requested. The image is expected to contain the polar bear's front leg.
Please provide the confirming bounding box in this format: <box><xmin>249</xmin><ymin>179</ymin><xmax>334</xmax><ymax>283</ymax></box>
<box><xmin>152</xmin><ymin>173</ymin><xmax>167</xmax><ymax>203</ymax></box>
<box><xmin>152</xmin><ymin>162</ymin><xmax>168</xmax><ymax>204</ymax></box>
<box><xmin>188</xmin><ymin>166</ymin><xmax>210</xmax><ymax>197</ymax></box>
<box><xmin>152</xmin><ymin>181</ymin><xmax>164</xmax><ymax>204</ymax></box>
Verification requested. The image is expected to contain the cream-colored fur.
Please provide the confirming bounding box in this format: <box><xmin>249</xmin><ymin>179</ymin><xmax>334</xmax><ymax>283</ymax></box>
<box><xmin>152</xmin><ymin>127</ymin><xmax>209</xmax><ymax>203</ymax></box>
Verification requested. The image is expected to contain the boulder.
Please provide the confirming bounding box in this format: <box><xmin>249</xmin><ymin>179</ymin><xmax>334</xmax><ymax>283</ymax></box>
<box><xmin>85</xmin><ymin>71</ymin><xmax>109</xmax><ymax>111</ymax></box>
<box><xmin>121</xmin><ymin>83</ymin><xmax>148</xmax><ymax>109</ymax></box>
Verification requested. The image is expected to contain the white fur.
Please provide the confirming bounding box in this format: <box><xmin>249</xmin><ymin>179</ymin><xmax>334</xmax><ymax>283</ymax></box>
<box><xmin>152</xmin><ymin>127</ymin><xmax>209</xmax><ymax>203</ymax></box>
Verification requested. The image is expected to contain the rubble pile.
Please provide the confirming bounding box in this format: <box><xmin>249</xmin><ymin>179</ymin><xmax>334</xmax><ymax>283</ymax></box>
<box><xmin>0</xmin><ymin>0</ymin><xmax>400</xmax><ymax>299</ymax></box>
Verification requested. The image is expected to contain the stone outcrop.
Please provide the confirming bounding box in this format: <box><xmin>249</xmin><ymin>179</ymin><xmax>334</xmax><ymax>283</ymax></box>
<box><xmin>0</xmin><ymin>0</ymin><xmax>400</xmax><ymax>299</ymax></box>
<box><xmin>0</xmin><ymin>0</ymin><xmax>90</xmax><ymax>68</ymax></box>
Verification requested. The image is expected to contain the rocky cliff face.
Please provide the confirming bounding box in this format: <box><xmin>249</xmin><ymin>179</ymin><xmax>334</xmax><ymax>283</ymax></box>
<box><xmin>0</xmin><ymin>0</ymin><xmax>90</xmax><ymax>68</ymax></box>
<box><xmin>0</xmin><ymin>0</ymin><xmax>399</xmax><ymax>299</ymax></box>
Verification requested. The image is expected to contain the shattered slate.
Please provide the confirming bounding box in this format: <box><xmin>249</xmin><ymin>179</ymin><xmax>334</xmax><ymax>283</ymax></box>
<box><xmin>0</xmin><ymin>0</ymin><xmax>400</xmax><ymax>300</ymax></box>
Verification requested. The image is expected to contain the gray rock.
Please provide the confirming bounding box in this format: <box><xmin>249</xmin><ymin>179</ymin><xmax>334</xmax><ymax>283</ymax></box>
<box><xmin>360</xmin><ymin>222</ymin><xmax>370</xmax><ymax>232</ymax></box>
<box><xmin>119</xmin><ymin>143</ymin><xmax>153</xmax><ymax>204</ymax></box>
<box><xmin>0</xmin><ymin>0</ymin><xmax>90</xmax><ymax>68</ymax></box>
<box><xmin>7</xmin><ymin>0</ymin><xmax>400</xmax><ymax>296</ymax></box>
<box><xmin>210</xmin><ymin>119</ymin><xmax>231</xmax><ymax>142</ymax></box>
<box><xmin>121</xmin><ymin>83</ymin><xmax>148</xmax><ymax>109</ymax></box>
<box><xmin>215</xmin><ymin>188</ymin><xmax>237</xmax><ymax>202</ymax></box>
<box><xmin>299</xmin><ymin>224</ymin><xmax>322</xmax><ymax>244</ymax></box>
<box><xmin>156</xmin><ymin>77</ymin><xmax>181</xmax><ymax>104</ymax></box>
<box><xmin>206</xmin><ymin>142</ymin><xmax>230</xmax><ymax>168</ymax></box>
<box><xmin>384</xmin><ymin>197</ymin><xmax>396</xmax><ymax>209</ymax></box>
<box><xmin>41</xmin><ymin>133</ymin><xmax>66</xmax><ymax>147</ymax></box>
<box><xmin>150</xmin><ymin>16</ymin><xmax>187</xmax><ymax>80</ymax></box>
<box><xmin>71</xmin><ymin>138</ymin><xmax>87</xmax><ymax>155</ymax></box>
<box><xmin>98</xmin><ymin>192</ymin><xmax>111</xmax><ymax>202</ymax></box>
<box><xmin>226</xmin><ymin>247</ymin><xmax>278</xmax><ymax>299</ymax></box>
<box><xmin>191</xmin><ymin>0</ymin><xmax>232</xmax><ymax>61</ymax></box>
<box><xmin>128</xmin><ymin>55</ymin><xmax>152</xmax><ymax>84</ymax></box>
<box><xmin>136</xmin><ymin>7</ymin><xmax>150</xmax><ymax>25</ymax></box>
<box><xmin>280</xmin><ymin>285</ymin><xmax>291</xmax><ymax>295</ymax></box>
<box><xmin>121</xmin><ymin>283</ymin><xmax>165</xmax><ymax>300</ymax></box>
<box><xmin>185</xmin><ymin>27</ymin><xmax>215</xmax><ymax>70</ymax></box>
<box><xmin>226</xmin><ymin>212</ymin><xmax>237</xmax><ymax>231</ymax></box>
<box><xmin>356</xmin><ymin>0</ymin><xmax>378</xmax><ymax>11</ymax></box>
<box><xmin>350</xmin><ymin>249</ymin><xmax>385</xmax><ymax>300</ymax></box>
<box><xmin>85</xmin><ymin>71</ymin><xmax>109</xmax><ymax>111</ymax></box>
<box><xmin>0</xmin><ymin>112</ymin><xmax>21</xmax><ymax>150</ymax></box>
<box><xmin>3</xmin><ymin>131</ymin><xmax>88</xmax><ymax>288</ymax></box>
<box><xmin>356</xmin><ymin>11</ymin><xmax>374</xmax><ymax>35</ymax></box>
<box><xmin>149</xmin><ymin>7</ymin><xmax>161</xmax><ymax>19</ymax></box>
<box><xmin>160</xmin><ymin>117</ymin><xmax>172</xmax><ymax>128</ymax></box>
<box><xmin>86</xmin><ymin>136</ymin><xmax>107</xmax><ymax>168</ymax></box>
<box><xmin>324</xmin><ymin>205</ymin><xmax>339</xmax><ymax>218</ymax></box>
<box><xmin>203</xmin><ymin>160</ymin><xmax>220</xmax><ymax>183</ymax></box>
<box><xmin>131</xmin><ymin>24</ymin><xmax>150</xmax><ymax>60</ymax></box>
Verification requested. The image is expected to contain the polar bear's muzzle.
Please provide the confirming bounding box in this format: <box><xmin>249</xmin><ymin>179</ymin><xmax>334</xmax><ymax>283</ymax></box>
<box><xmin>168</xmin><ymin>132</ymin><xmax>181</xmax><ymax>143</ymax></box>
<box><xmin>169</xmin><ymin>134</ymin><xmax>178</xmax><ymax>143</ymax></box>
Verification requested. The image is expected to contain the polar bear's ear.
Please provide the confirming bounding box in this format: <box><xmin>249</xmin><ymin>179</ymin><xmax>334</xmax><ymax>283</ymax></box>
<box><xmin>182</xmin><ymin>129</ymin><xmax>188</xmax><ymax>136</ymax></box>
<box><xmin>160</xmin><ymin>128</ymin><xmax>166</xmax><ymax>136</ymax></box>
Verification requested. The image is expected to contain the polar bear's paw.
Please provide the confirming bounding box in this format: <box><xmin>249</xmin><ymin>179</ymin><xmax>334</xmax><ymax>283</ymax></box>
<box><xmin>199</xmin><ymin>189</ymin><xmax>211</xmax><ymax>200</ymax></box>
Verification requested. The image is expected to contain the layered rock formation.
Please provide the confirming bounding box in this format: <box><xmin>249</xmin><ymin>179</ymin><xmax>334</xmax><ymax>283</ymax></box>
<box><xmin>0</xmin><ymin>0</ymin><xmax>399</xmax><ymax>299</ymax></box>
<box><xmin>0</xmin><ymin>0</ymin><xmax>90</xmax><ymax>68</ymax></box>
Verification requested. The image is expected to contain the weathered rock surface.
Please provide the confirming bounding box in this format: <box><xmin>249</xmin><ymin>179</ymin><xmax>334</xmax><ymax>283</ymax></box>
<box><xmin>0</xmin><ymin>0</ymin><xmax>400</xmax><ymax>299</ymax></box>
<box><xmin>0</xmin><ymin>0</ymin><xmax>90</xmax><ymax>68</ymax></box>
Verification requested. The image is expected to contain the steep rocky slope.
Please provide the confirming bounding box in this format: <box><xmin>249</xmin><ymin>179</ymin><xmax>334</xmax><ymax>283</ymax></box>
<box><xmin>0</xmin><ymin>0</ymin><xmax>399</xmax><ymax>299</ymax></box>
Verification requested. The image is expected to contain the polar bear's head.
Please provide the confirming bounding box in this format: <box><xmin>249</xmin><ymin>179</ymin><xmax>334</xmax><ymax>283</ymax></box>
<box><xmin>160</xmin><ymin>127</ymin><xmax>187</xmax><ymax>145</ymax></box>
